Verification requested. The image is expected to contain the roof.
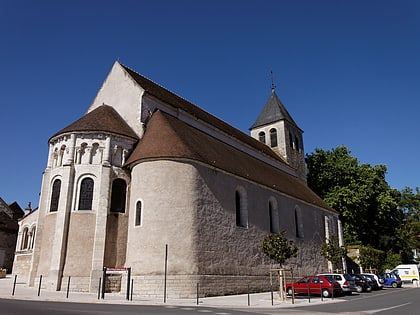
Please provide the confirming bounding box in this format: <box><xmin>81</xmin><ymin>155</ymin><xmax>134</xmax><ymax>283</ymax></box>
<box><xmin>126</xmin><ymin>110</ymin><xmax>334</xmax><ymax>211</ymax></box>
<box><xmin>250</xmin><ymin>90</ymin><xmax>300</xmax><ymax>130</ymax></box>
<box><xmin>50</xmin><ymin>105</ymin><xmax>139</xmax><ymax>141</ymax></box>
<box><xmin>0</xmin><ymin>211</ymin><xmax>18</xmax><ymax>232</ymax></box>
<box><xmin>121</xmin><ymin>64</ymin><xmax>288</xmax><ymax>165</ymax></box>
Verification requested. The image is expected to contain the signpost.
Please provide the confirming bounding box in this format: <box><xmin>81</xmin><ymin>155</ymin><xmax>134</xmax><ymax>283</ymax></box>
<box><xmin>102</xmin><ymin>267</ymin><xmax>131</xmax><ymax>300</ymax></box>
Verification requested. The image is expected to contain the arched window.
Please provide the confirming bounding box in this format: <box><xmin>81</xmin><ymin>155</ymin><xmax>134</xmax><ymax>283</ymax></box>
<box><xmin>270</xmin><ymin>128</ymin><xmax>277</xmax><ymax>147</ymax></box>
<box><xmin>295</xmin><ymin>135</ymin><xmax>300</xmax><ymax>151</ymax></box>
<box><xmin>78</xmin><ymin>178</ymin><xmax>94</xmax><ymax>210</ymax></box>
<box><xmin>258</xmin><ymin>131</ymin><xmax>266</xmax><ymax>144</ymax></box>
<box><xmin>21</xmin><ymin>227</ymin><xmax>29</xmax><ymax>250</ymax></box>
<box><xmin>135</xmin><ymin>200</ymin><xmax>142</xmax><ymax>226</ymax></box>
<box><xmin>235</xmin><ymin>188</ymin><xmax>248</xmax><ymax>228</ymax></box>
<box><xmin>289</xmin><ymin>132</ymin><xmax>294</xmax><ymax>149</ymax></box>
<box><xmin>29</xmin><ymin>226</ymin><xmax>36</xmax><ymax>249</ymax></box>
<box><xmin>110</xmin><ymin>179</ymin><xmax>127</xmax><ymax>213</ymax></box>
<box><xmin>50</xmin><ymin>179</ymin><xmax>61</xmax><ymax>212</ymax></box>
<box><xmin>269</xmin><ymin>198</ymin><xmax>279</xmax><ymax>233</ymax></box>
<box><xmin>295</xmin><ymin>206</ymin><xmax>304</xmax><ymax>238</ymax></box>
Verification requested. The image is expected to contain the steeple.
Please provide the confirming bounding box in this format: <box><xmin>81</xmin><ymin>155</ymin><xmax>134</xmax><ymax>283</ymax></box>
<box><xmin>250</xmin><ymin>90</ymin><xmax>306</xmax><ymax>182</ymax></box>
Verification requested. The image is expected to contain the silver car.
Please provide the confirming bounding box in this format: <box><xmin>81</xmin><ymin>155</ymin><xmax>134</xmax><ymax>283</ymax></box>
<box><xmin>317</xmin><ymin>273</ymin><xmax>357</xmax><ymax>294</ymax></box>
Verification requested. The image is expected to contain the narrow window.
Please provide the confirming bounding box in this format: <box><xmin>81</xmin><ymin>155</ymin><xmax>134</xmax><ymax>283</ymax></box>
<box><xmin>30</xmin><ymin>226</ymin><xmax>36</xmax><ymax>249</ymax></box>
<box><xmin>110</xmin><ymin>179</ymin><xmax>127</xmax><ymax>213</ymax></box>
<box><xmin>21</xmin><ymin>227</ymin><xmax>29</xmax><ymax>250</ymax></box>
<box><xmin>295</xmin><ymin>207</ymin><xmax>304</xmax><ymax>238</ymax></box>
<box><xmin>289</xmin><ymin>132</ymin><xmax>294</xmax><ymax>149</ymax></box>
<box><xmin>49</xmin><ymin>179</ymin><xmax>61</xmax><ymax>212</ymax></box>
<box><xmin>78</xmin><ymin>178</ymin><xmax>94</xmax><ymax>210</ymax></box>
<box><xmin>269</xmin><ymin>199</ymin><xmax>279</xmax><ymax>233</ymax></box>
<box><xmin>295</xmin><ymin>135</ymin><xmax>300</xmax><ymax>152</ymax></box>
<box><xmin>258</xmin><ymin>131</ymin><xmax>266</xmax><ymax>144</ymax></box>
<box><xmin>135</xmin><ymin>201</ymin><xmax>142</xmax><ymax>226</ymax></box>
<box><xmin>235</xmin><ymin>188</ymin><xmax>248</xmax><ymax>228</ymax></box>
<box><xmin>270</xmin><ymin>128</ymin><xmax>277</xmax><ymax>147</ymax></box>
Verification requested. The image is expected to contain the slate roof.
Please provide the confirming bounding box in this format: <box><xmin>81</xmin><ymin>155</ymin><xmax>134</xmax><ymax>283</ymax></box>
<box><xmin>250</xmin><ymin>90</ymin><xmax>300</xmax><ymax>130</ymax></box>
<box><xmin>50</xmin><ymin>105</ymin><xmax>139</xmax><ymax>141</ymax></box>
<box><xmin>125</xmin><ymin>110</ymin><xmax>333</xmax><ymax>211</ymax></box>
<box><xmin>121</xmin><ymin>64</ymin><xmax>288</xmax><ymax>165</ymax></box>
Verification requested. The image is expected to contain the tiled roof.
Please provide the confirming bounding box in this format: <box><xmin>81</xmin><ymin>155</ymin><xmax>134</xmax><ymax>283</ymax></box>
<box><xmin>50</xmin><ymin>105</ymin><xmax>139</xmax><ymax>141</ymax></box>
<box><xmin>126</xmin><ymin>110</ymin><xmax>334</xmax><ymax>211</ymax></box>
<box><xmin>121</xmin><ymin>64</ymin><xmax>288</xmax><ymax>165</ymax></box>
<box><xmin>250</xmin><ymin>90</ymin><xmax>300</xmax><ymax>129</ymax></box>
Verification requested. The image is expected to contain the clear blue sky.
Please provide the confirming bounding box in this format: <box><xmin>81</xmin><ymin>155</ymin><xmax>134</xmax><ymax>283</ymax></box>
<box><xmin>1</xmin><ymin>0</ymin><xmax>419</xmax><ymax>209</ymax></box>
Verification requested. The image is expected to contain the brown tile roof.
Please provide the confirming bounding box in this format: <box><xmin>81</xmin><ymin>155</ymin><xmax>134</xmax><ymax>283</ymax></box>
<box><xmin>121</xmin><ymin>64</ymin><xmax>288</xmax><ymax>165</ymax></box>
<box><xmin>50</xmin><ymin>105</ymin><xmax>139</xmax><ymax>141</ymax></box>
<box><xmin>126</xmin><ymin>110</ymin><xmax>334</xmax><ymax>211</ymax></box>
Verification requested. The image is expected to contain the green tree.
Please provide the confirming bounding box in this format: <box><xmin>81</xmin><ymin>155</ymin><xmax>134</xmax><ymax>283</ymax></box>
<box><xmin>320</xmin><ymin>236</ymin><xmax>347</xmax><ymax>266</ymax></box>
<box><xmin>359</xmin><ymin>246</ymin><xmax>385</xmax><ymax>272</ymax></box>
<box><xmin>397</xmin><ymin>187</ymin><xmax>420</xmax><ymax>263</ymax></box>
<box><xmin>260</xmin><ymin>231</ymin><xmax>298</xmax><ymax>266</ymax></box>
<box><xmin>306</xmin><ymin>146</ymin><xmax>402</xmax><ymax>252</ymax></box>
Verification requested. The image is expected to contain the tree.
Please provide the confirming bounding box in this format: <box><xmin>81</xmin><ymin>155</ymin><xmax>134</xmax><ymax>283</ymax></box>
<box><xmin>306</xmin><ymin>146</ymin><xmax>402</xmax><ymax>251</ymax></box>
<box><xmin>359</xmin><ymin>246</ymin><xmax>385</xmax><ymax>272</ymax></box>
<box><xmin>260</xmin><ymin>231</ymin><xmax>298</xmax><ymax>299</ymax></box>
<box><xmin>320</xmin><ymin>236</ymin><xmax>347</xmax><ymax>269</ymax></box>
<box><xmin>260</xmin><ymin>231</ymin><xmax>298</xmax><ymax>266</ymax></box>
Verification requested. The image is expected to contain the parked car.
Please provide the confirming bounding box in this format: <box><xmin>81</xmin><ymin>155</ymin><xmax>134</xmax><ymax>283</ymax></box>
<box><xmin>350</xmin><ymin>274</ymin><xmax>372</xmax><ymax>292</ymax></box>
<box><xmin>286</xmin><ymin>275</ymin><xmax>343</xmax><ymax>298</ymax></box>
<box><xmin>317</xmin><ymin>273</ymin><xmax>357</xmax><ymax>295</ymax></box>
<box><xmin>360</xmin><ymin>273</ymin><xmax>382</xmax><ymax>290</ymax></box>
<box><xmin>379</xmin><ymin>272</ymin><xmax>403</xmax><ymax>288</ymax></box>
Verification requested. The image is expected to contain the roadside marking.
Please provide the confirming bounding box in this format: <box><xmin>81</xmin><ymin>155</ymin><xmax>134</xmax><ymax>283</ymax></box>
<box><xmin>197</xmin><ymin>310</ymin><xmax>212</xmax><ymax>313</ymax></box>
<box><xmin>363</xmin><ymin>302</ymin><xmax>411</xmax><ymax>314</ymax></box>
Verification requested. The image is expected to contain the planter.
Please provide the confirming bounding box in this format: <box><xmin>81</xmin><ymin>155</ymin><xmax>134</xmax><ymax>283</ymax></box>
<box><xmin>0</xmin><ymin>270</ymin><xmax>6</xmax><ymax>278</ymax></box>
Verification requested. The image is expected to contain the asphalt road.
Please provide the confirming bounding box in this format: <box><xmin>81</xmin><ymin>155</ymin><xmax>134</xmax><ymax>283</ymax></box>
<box><xmin>285</xmin><ymin>286</ymin><xmax>418</xmax><ymax>314</ymax></box>
<box><xmin>0</xmin><ymin>286</ymin><xmax>418</xmax><ymax>314</ymax></box>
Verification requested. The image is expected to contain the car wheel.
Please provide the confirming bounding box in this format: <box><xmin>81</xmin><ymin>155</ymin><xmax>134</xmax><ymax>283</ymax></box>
<box><xmin>287</xmin><ymin>287</ymin><xmax>293</xmax><ymax>296</ymax></box>
<box><xmin>322</xmin><ymin>289</ymin><xmax>330</xmax><ymax>298</ymax></box>
<box><xmin>366</xmin><ymin>286</ymin><xmax>372</xmax><ymax>292</ymax></box>
<box><xmin>356</xmin><ymin>285</ymin><xmax>362</xmax><ymax>293</ymax></box>
<box><xmin>391</xmin><ymin>282</ymin><xmax>397</xmax><ymax>288</ymax></box>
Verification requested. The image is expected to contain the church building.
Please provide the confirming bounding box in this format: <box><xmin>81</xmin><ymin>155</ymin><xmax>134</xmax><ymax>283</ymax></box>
<box><xmin>13</xmin><ymin>62</ymin><xmax>343</xmax><ymax>298</ymax></box>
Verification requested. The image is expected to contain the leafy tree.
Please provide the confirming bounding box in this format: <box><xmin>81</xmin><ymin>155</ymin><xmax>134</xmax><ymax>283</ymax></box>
<box><xmin>320</xmin><ymin>235</ymin><xmax>347</xmax><ymax>266</ymax></box>
<box><xmin>359</xmin><ymin>246</ymin><xmax>385</xmax><ymax>272</ymax></box>
<box><xmin>396</xmin><ymin>187</ymin><xmax>420</xmax><ymax>263</ymax></box>
<box><xmin>306</xmin><ymin>146</ymin><xmax>402</xmax><ymax>252</ymax></box>
<box><xmin>260</xmin><ymin>231</ymin><xmax>298</xmax><ymax>266</ymax></box>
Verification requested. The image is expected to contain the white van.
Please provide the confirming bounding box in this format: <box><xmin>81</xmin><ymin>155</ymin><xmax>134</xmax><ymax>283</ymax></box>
<box><xmin>392</xmin><ymin>264</ymin><xmax>419</xmax><ymax>283</ymax></box>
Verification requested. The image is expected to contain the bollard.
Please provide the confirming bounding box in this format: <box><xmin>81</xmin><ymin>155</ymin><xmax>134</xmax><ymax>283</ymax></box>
<box><xmin>320</xmin><ymin>280</ymin><xmax>323</xmax><ymax>301</ymax></box>
<box><xmin>196</xmin><ymin>283</ymin><xmax>199</xmax><ymax>305</ymax></box>
<box><xmin>270</xmin><ymin>283</ymin><xmax>274</xmax><ymax>306</ymax></box>
<box><xmin>131</xmin><ymin>279</ymin><xmax>134</xmax><ymax>301</ymax></box>
<box><xmin>164</xmin><ymin>244</ymin><xmax>168</xmax><ymax>303</ymax></box>
<box><xmin>37</xmin><ymin>275</ymin><xmax>42</xmax><ymax>297</ymax></box>
<box><xmin>97</xmin><ymin>278</ymin><xmax>101</xmax><ymax>300</ymax></box>
<box><xmin>66</xmin><ymin>276</ymin><xmax>71</xmax><ymax>298</ymax></box>
<box><xmin>12</xmin><ymin>275</ymin><xmax>17</xmax><ymax>296</ymax></box>
<box><xmin>247</xmin><ymin>284</ymin><xmax>250</xmax><ymax>306</ymax></box>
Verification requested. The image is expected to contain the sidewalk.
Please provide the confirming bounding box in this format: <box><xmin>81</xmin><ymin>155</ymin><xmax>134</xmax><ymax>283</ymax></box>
<box><xmin>0</xmin><ymin>275</ymin><xmax>343</xmax><ymax>309</ymax></box>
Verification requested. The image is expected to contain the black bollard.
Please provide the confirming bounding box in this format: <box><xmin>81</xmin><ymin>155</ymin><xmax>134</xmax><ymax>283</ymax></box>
<box><xmin>66</xmin><ymin>276</ymin><xmax>71</xmax><ymax>298</ymax></box>
<box><xmin>37</xmin><ymin>275</ymin><xmax>42</xmax><ymax>297</ymax></box>
<box><xmin>12</xmin><ymin>275</ymin><xmax>17</xmax><ymax>296</ymax></box>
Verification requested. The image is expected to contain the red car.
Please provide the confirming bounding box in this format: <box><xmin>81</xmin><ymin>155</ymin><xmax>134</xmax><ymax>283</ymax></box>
<box><xmin>286</xmin><ymin>275</ymin><xmax>343</xmax><ymax>298</ymax></box>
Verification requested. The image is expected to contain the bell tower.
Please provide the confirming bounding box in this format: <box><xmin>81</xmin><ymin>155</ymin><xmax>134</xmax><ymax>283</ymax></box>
<box><xmin>250</xmin><ymin>87</ymin><xmax>306</xmax><ymax>182</ymax></box>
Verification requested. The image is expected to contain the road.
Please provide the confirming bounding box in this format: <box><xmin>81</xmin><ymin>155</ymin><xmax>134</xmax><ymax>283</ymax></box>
<box><xmin>0</xmin><ymin>286</ymin><xmax>417</xmax><ymax>314</ymax></box>
<box><xmin>284</xmin><ymin>286</ymin><xmax>418</xmax><ymax>314</ymax></box>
